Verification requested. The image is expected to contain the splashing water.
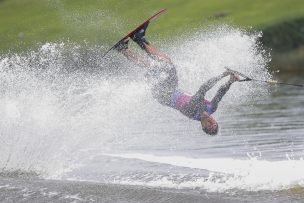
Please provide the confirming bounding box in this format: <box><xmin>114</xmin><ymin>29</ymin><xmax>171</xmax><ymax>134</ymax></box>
<box><xmin>1</xmin><ymin>26</ymin><xmax>294</xmax><ymax>193</ymax></box>
<box><xmin>0</xmin><ymin>42</ymin><xmax>152</xmax><ymax>175</ymax></box>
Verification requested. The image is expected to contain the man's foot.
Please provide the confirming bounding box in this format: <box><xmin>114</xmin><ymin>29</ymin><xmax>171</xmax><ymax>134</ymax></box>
<box><xmin>131</xmin><ymin>22</ymin><xmax>150</xmax><ymax>48</ymax></box>
<box><xmin>113</xmin><ymin>37</ymin><xmax>129</xmax><ymax>52</ymax></box>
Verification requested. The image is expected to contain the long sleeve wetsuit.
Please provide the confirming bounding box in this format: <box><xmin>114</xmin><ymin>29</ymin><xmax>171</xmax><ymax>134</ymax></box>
<box><xmin>121</xmin><ymin>43</ymin><xmax>233</xmax><ymax>121</ymax></box>
<box><xmin>149</xmin><ymin>64</ymin><xmax>233</xmax><ymax>120</ymax></box>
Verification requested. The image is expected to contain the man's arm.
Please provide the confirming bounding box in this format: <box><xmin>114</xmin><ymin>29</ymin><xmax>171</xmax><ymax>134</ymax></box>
<box><xmin>191</xmin><ymin>72</ymin><xmax>230</xmax><ymax>102</ymax></box>
<box><xmin>184</xmin><ymin>72</ymin><xmax>230</xmax><ymax>118</ymax></box>
<box><xmin>209</xmin><ymin>74</ymin><xmax>239</xmax><ymax>113</ymax></box>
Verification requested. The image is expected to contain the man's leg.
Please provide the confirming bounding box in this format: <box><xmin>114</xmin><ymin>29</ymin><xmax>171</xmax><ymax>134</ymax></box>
<box><xmin>131</xmin><ymin>22</ymin><xmax>172</xmax><ymax>64</ymax></box>
<box><xmin>141</xmin><ymin>42</ymin><xmax>172</xmax><ymax>64</ymax></box>
<box><xmin>121</xmin><ymin>48</ymin><xmax>152</xmax><ymax>67</ymax></box>
<box><xmin>115</xmin><ymin>37</ymin><xmax>178</xmax><ymax>107</ymax></box>
<box><xmin>115</xmin><ymin>23</ymin><xmax>178</xmax><ymax>106</ymax></box>
<box><xmin>115</xmin><ymin>38</ymin><xmax>152</xmax><ymax>67</ymax></box>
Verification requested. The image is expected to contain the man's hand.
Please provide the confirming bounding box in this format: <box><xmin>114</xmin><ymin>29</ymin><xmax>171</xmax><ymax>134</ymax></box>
<box><xmin>222</xmin><ymin>70</ymin><xmax>230</xmax><ymax>77</ymax></box>
<box><xmin>224</xmin><ymin>67</ymin><xmax>241</xmax><ymax>82</ymax></box>
<box><xmin>224</xmin><ymin>67</ymin><xmax>236</xmax><ymax>74</ymax></box>
<box><xmin>229</xmin><ymin>73</ymin><xmax>240</xmax><ymax>82</ymax></box>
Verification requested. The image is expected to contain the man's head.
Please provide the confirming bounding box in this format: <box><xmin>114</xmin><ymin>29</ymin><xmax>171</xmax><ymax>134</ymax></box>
<box><xmin>200</xmin><ymin>112</ymin><xmax>218</xmax><ymax>135</ymax></box>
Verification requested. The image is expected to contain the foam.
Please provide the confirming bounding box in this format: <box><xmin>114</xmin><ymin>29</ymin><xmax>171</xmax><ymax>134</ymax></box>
<box><xmin>104</xmin><ymin>153</ymin><xmax>304</xmax><ymax>192</ymax></box>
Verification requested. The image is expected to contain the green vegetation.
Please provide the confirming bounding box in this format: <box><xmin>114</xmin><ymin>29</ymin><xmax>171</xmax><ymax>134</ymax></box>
<box><xmin>1</xmin><ymin>0</ymin><xmax>304</xmax><ymax>70</ymax></box>
<box><xmin>262</xmin><ymin>18</ymin><xmax>304</xmax><ymax>52</ymax></box>
<box><xmin>271</xmin><ymin>46</ymin><xmax>304</xmax><ymax>73</ymax></box>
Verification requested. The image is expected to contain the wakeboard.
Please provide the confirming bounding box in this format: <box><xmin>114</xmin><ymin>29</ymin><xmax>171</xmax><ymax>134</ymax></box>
<box><xmin>103</xmin><ymin>9</ymin><xmax>167</xmax><ymax>57</ymax></box>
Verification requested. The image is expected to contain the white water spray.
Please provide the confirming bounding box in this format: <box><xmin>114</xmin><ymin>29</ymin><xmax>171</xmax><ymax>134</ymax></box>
<box><xmin>0</xmin><ymin>26</ymin><xmax>275</xmax><ymax>192</ymax></box>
